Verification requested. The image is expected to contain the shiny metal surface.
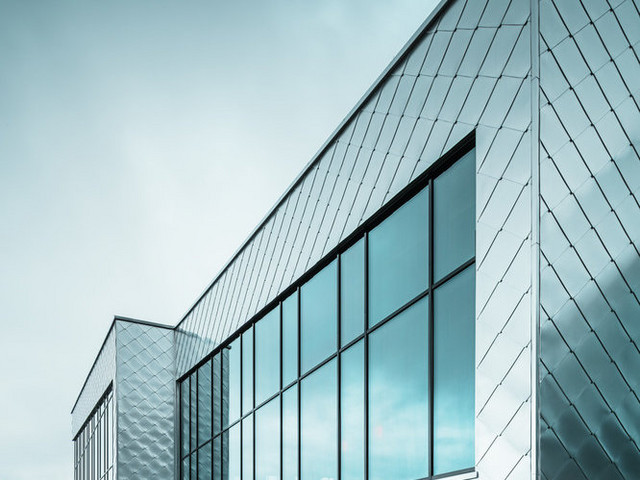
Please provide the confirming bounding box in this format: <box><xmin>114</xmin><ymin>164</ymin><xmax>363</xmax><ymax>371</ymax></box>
<box><xmin>539</xmin><ymin>0</ymin><xmax>640</xmax><ymax>478</ymax></box>
<box><xmin>115</xmin><ymin>320</ymin><xmax>175</xmax><ymax>479</ymax></box>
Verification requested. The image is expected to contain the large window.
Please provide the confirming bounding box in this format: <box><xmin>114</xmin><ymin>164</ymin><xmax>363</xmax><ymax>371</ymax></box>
<box><xmin>178</xmin><ymin>147</ymin><xmax>476</xmax><ymax>480</ymax></box>
<box><xmin>73</xmin><ymin>386</ymin><xmax>115</xmax><ymax>480</ymax></box>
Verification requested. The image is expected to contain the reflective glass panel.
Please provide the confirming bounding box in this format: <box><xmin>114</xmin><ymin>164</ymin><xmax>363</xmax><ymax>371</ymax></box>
<box><xmin>226</xmin><ymin>423</ymin><xmax>241</xmax><ymax>480</ymax></box>
<box><xmin>198</xmin><ymin>360</ymin><xmax>212</xmax><ymax>446</ymax></box>
<box><xmin>225</xmin><ymin>338</ymin><xmax>241</xmax><ymax>427</ymax></box>
<box><xmin>213</xmin><ymin>354</ymin><xmax>222</xmax><ymax>435</ymax></box>
<box><xmin>190</xmin><ymin>376</ymin><xmax>197</xmax><ymax>452</ymax></box>
<box><xmin>369</xmin><ymin>298</ymin><xmax>429</xmax><ymax>480</ymax></box>
<box><xmin>198</xmin><ymin>443</ymin><xmax>212</xmax><ymax>480</ymax></box>
<box><xmin>340</xmin><ymin>238</ymin><xmax>365</xmax><ymax>347</ymax></box>
<box><xmin>368</xmin><ymin>187</ymin><xmax>429</xmax><ymax>326</ymax></box>
<box><xmin>434</xmin><ymin>149</ymin><xmax>475</xmax><ymax>281</ymax></box>
<box><xmin>213</xmin><ymin>435</ymin><xmax>222</xmax><ymax>480</ymax></box>
<box><xmin>181</xmin><ymin>380</ymin><xmax>190</xmax><ymax>457</ymax></box>
<box><xmin>282</xmin><ymin>291</ymin><xmax>298</xmax><ymax>387</ymax></box>
<box><xmin>243</xmin><ymin>415</ymin><xmax>253</xmax><ymax>480</ymax></box>
<box><xmin>434</xmin><ymin>266</ymin><xmax>475</xmax><ymax>474</ymax></box>
<box><xmin>301</xmin><ymin>260</ymin><xmax>337</xmax><ymax>374</ymax></box>
<box><xmin>341</xmin><ymin>340</ymin><xmax>364</xmax><ymax>480</ymax></box>
<box><xmin>190</xmin><ymin>451</ymin><xmax>197</xmax><ymax>479</ymax></box>
<box><xmin>182</xmin><ymin>457</ymin><xmax>189</xmax><ymax>480</ymax></box>
<box><xmin>256</xmin><ymin>397</ymin><xmax>281</xmax><ymax>480</ymax></box>
<box><xmin>301</xmin><ymin>359</ymin><xmax>337</xmax><ymax>480</ymax></box>
<box><xmin>242</xmin><ymin>328</ymin><xmax>254</xmax><ymax>414</ymax></box>
<box><xmin>283</xmin><ymin>385</ymin><xmax>298</xmax><ymax>480</ymax></box>
<box><xmin>256</xmin><ymin>306</ymin><xmax>281</xmax><ymax>405</ymax></box>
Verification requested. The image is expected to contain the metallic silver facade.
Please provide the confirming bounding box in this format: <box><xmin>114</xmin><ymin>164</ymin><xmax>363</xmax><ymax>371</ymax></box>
<box><xmin>72</xmin><ymin>0</ymin><xmax>640</xmax><ymax>478</ymax></box>
<box><xmin>538</xmin><ymin>0</ymin><xmax>640</xmax><ymax>478</ymax></box>
<box><xmin>115</xmin><ymin>320</ymin><xmax>175</xmax><ymax>479</ymax></box>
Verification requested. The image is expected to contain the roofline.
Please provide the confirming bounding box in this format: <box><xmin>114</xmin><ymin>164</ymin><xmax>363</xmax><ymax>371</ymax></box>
<box><xmin>175</xmin><ymin>0</ymin><xmax>452</xmax><ymax>330</ymax></box>
<box><xmin>71</xmin><ymin>315</ymin><xmax>172</xmax><ymax>414</ymax></box>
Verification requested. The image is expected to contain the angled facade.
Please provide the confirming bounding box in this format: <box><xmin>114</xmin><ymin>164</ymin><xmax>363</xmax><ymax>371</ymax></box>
<box><xmin>71</xmin><ymin>0</ymin><xmax>640</xmax><ymax>479</ymax></box>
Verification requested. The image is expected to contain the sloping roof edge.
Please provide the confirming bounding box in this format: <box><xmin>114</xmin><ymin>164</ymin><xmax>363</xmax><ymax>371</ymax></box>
<box><xmin>175</xmin><ymin>0</ymin><xmax>453</xmax><ymax>330</ymax></box>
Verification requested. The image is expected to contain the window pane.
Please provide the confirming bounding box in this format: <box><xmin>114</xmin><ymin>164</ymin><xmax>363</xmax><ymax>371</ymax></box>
<box><xmin>369</xmin><ymin>297</ymin><xmax>429</xmax><ymax>480</ymax></box>
<box><xmin>214</xmin><ymin>354</ymin><xmax>222</xmax><ymax>435</ymax></box>
<box><xmin>242</xmin><ymin>415</ymin><xmax>253</xmax><ymax>480</ymax></box>
<box><xmin>224</xmin><ymin>338</ymin><xmax>241</xmax><ymax>427</ymax></box>
<box><xmin>434</xmin><ymin>266</ymin><xmax>475</xmax><ymax>474</ymax></box>
<box><xmin>182</xmin><ymin>457</ymin><xmax>189</xmax><ymax>480</ymax></box>
<box><xmin>301</xmin><ymin>359</ymin><xmax>337</xmax><ymax>480</ymax></box>
<box><xmin>368</xmin><ymin>187</ymin><xmax>429</xmax><ymax>326</ymax></box>
<box><xmin>283</xmin><ymin>385</ymin><xmax>298</xmax><ymax>480</ymax></box>
<box><xmin>198</xmin><ymin>444</ymin><xmax>212</xmax><ymax>480</ymax></box>
<box><xmin>340</xmin><ymin>340</ymin><xmax>364</xmax><ymax>480</ymax></box>
<box><xmin>190</xmin><ymin>451</ymin><xmax>197</xmax><ymax>480</ymax></box>
<box><xmin>226</xmin><ymin>423</ymin><xmax>241</xmax><ymax>480</ymax></box>
<box><xmin>340</xmin><ymin>238</ymin><xmax>365</xmax><ymax>347</ymax></box>
<box><xmin>242</xmin><ymin>328</ymin><xmax>254</xmax><ymax>414</ymax></box>
<box><xmin>255</xmin><ymin>306</ymin><xmax>281</xmax><ymax>405</ymax></box>
<box><xmin>181</xmin><ymin>380</ymin><xmax>190</xmax><ymax>457</ymax></box>
<box><xmin>434</xmin><ymin>149</ymin><xmax>475</xmax><ymax>281</ymax></box>
<box><xmin>190</xmin><ymin>376</ymin><xmax>198</xmax><ymax>452</ymax></box>
<box><xmin>256</xmin><ymin>397</ymin><xmax>281</xmax><ymax>480</ymax></box>
<box><xmin>282</xmin><ymin>291</ymin><xmax>298</xmax><ymax>387</ymax></box>
<box><xmin>198</xmin><ymin>361</ymin><xmax>212</xmax><ymax>446</ymax></box>
<box><xmin>213</xmin><ymin>435</ymin><xmax>222</xmax><ymax>480</ymax></box>
<box><xmin>301</xmin><ymin>260</ymin><xmax>337</xmax><ymax>374</ymax></box>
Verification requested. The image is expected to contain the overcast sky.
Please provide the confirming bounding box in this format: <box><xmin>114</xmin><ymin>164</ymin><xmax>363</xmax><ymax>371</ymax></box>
<box><xmin>0</xmin><ymin>0</ymin><xmax>439</xmax><ymax>478</ymax></box>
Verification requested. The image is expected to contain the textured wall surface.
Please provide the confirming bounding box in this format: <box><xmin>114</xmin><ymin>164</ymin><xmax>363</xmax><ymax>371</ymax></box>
<box><xmin>72</xmin><ymin>325</ymin><xmax>116</xmax><ymax>437</ymax></box>
<box><xmin>115</xmin><ymin>320</ymin><xmax>175</xmax><ymax>479</ymax></box>
<box><xmin>538</xmin><ymin>0</ymin><xmax>640</xmax><ymax>478</ymax></box>
<box><xmin>175</xmin><ymin>0</ymin><xmax>535</xmax><ymax>478</ymax></box>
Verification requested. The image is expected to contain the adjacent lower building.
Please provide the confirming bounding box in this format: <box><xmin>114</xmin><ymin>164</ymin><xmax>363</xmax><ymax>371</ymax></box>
<box><xmin>71</xmin><ymin>0</ymin><xmax>640</xmax><ymax>479</ymax></box>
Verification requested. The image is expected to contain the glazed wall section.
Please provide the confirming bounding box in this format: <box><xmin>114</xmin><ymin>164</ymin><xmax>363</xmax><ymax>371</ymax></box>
<box><xmin>115</xmin><ymin>321</ymin><xmax>176</xmax><ymax>479</ymax></box>
<box><xmin>538</xmin><ymin>0</ymin><xmax>640</xmax><ymax>478</ymax></box>
<box><xmin>176</xmin><ymin>0</ymin><xmax>536</xmax><ymax>478</ymax></box>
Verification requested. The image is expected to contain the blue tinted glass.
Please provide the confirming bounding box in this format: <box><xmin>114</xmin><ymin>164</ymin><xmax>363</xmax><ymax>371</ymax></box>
<box><xmin>243</xmin><ymin>415</ymin><xmax>253</xmax><ymax>480</ymax></box>
<box><xmin>182</xmin><ymin>457</ymin><xmax>189</xmax><ymax>480</ymax></box>
<box><xmin>190</xmin><ymin>451</ymin><xmax>197</xmax><ymax>479</ymax></box>
<box><xmin>181</xmin><ymin>380</ymin><xmax>190</xmax><ymax>457</ymax></box>
<box><xmin>224</xmin><ymin>338</ymin><xmax>241</xmax><ymax>427</ymax></box>
<box><xmin>434</xmin><ymin>149</ymin><xmax>475</xmax><ymax>281</ymax></box>
<box><xmin>198</xmin><ymin>361</ymin><xmax>212</xmax><ymax>446</ymax></box>
<box><xmin>282</xmin><ymin>385</ymin><xmax>298</xmax><ymax>480</ymax></box>
<box><xmin>282</xmin><ymin>292</ymin><xmax>298</xmax><ymax>387</ymax></box>
<box><xmin>190</xmin><ymin>376</ymin><xmax>197</xmax><ymax>452</ymax></box>
<box><xmin>213</xmin><ymin>354</ymin><xmax>222</xmax><ymax>435</ymax></box>
<box><xmin>255</xmin><ymin>306</ymin><xmax>281</xmax><ymax>405</ymax></box>
<box><xmin>434</xmin><ymin>266</ymin><xmax>475</xmax><ymax>474</ymax></box>
<box><xmin>226</xmin><ymin>423</ymin><xmax>241</xmax><ymax>480</ymax></box>
<box><xmin>198</xmin><ymin>442</ymin><xmax>211</xmax><ymax>480</ymax></box>
<box><xmin>213</xmin><ymin>435</ymin><xmax>222</xmax><ymax>480</ymax></box>
<box><xmin>301</xmin><ymin>260</ymin><xmax>337</xmax><ymax>374</ymax></box>
<box><xmin>340</xmin><ymin>239</ymin><xmax>365</xmax><ymax>347</ymax></box>
<box><xmin>301</xmin><ymin>359</ymin><xmax>337</xmax><ymax>480</ymax></box>
<box><xmin>242</xmin><ymin>328</ymin><xmax>254</xmax><ymax>414</ymax></box>
<box><xmin>369</xmin><ymin>187</ymin><xmax>429</xmax><ymax>326</ymax></box>
<box><xmin>256</xmin><ymin>397</ymin><xmax>281</xmax><ymax>480</ymax></box>
<box><xmin>369</xmin><ymin>298</ymin><xmax>429</xmax><ymax>480</ymax></box>
<box><xmin>341</xmin><ymin>340</ymin><xmax>365</xmax><ymax>480</ymax></box>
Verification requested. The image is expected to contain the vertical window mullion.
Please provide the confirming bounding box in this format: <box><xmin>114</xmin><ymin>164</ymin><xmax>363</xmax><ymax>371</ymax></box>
<box><xmin>428</xmin><ymin>178</ymin><xmax>435</xmax><ymax>478</ymax></box>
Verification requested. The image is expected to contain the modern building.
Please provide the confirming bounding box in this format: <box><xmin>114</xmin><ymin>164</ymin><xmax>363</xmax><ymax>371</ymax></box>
<box><xmin>71</xmin><ymin>0</ymin><xmax>640</xmax><ymax>479</ymax></box>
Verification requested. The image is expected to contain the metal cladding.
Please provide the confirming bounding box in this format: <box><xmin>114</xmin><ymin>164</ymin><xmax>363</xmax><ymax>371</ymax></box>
<box><xmin>72</xmin><ymin>0</ymin><xmax>640</xmax><ymax>478</ymax></box>
<box><xmin>115</xmin><ymin>321</ymin><xmax>175</xmax><ymax>479</ymax></box>
<box><xmin>538</xmin><ymin>0</ymin><xmax>640</xmax><ymax>478</ymax></box>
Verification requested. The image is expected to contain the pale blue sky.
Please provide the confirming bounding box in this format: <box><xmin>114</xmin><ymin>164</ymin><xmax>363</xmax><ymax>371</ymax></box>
<box><xmin>0</xmin><ymin>1</ymin><xmax>438</xmax><ymax>478</ymax></box>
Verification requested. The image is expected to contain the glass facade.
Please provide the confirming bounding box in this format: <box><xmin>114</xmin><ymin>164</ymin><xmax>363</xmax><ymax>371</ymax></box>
<box><xmin>178</xmin><ymin>149</ymin><xmax>476</xmax><ymax>479</ymax></box>
<box><xmin>73</xmin><ymin>387</ymin><xmax>115</xmax><ymax>480</ymax></box>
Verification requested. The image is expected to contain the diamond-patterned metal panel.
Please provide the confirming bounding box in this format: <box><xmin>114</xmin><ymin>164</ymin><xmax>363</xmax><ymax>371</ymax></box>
<box><xmin>71</xmin><ymin>324</ymin><xmax>116</xmax><ymax>437</ymax></box>
<box><xmin>175</xmin><ymin>0</ymin><xmax>535</xmax><ymax>478</ymax></box>
<box><xmin>115</xmin><ymin>320</ymin><xmax>175</xmax><ymax>479</ymax></box>
<box><xmin>539</xmin><ymin>0</ymin><xmax>640</xmax><ymax>478</ymax></box>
